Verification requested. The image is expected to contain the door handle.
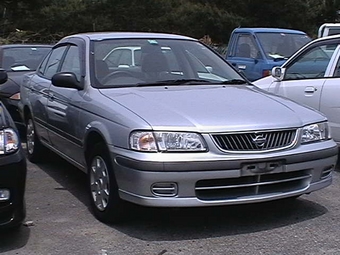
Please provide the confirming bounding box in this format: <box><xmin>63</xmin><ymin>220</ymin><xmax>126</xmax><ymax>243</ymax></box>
<box><xmin>48</xmin><ymin>92</ymin><xmax>55</xmax><ymax>100</ymax></box>
<box><xmin>304</xmin><ymin>87</ymin><xmax>317</xmax><ymax>93</ymax></box>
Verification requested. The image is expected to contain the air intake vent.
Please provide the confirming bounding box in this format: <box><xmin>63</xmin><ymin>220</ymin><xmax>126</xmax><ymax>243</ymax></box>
<box><xmin>151</xmin><ymin>182</ymin><xmax>178</xmax><ymax>197</ymax></box>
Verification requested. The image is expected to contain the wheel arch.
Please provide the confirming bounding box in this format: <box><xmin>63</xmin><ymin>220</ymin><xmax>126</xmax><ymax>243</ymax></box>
<box><xmin>22</xmin><ymin>105</ymin><xmax>32</xmax><ymax>124</ymax></box>
<box><xmin>84</xmin><ymin>122</ymin><xmax>113</xmax><ymax>166</ymax></box>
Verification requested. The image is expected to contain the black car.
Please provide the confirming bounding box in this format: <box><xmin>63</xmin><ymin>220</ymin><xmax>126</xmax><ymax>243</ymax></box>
<box><xmin>0</xmin><ymin>69</ymin><xmax>27</xmax><ymax>229</ymax></box>
<box><xmin>0</xmin><ymin>44</ymin><xmax>52</xmax><ymax>129</ymax></box>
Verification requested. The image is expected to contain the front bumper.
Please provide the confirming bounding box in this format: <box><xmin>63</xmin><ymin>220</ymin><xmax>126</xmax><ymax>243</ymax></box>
<box><xmin>110</xmin><ymin>140</ymin><xmax>338</xmax><ymax>207</ymax></box>
<box><xmin>0</xmin><ymin>148</ymin><xmax>27</xmax><ymax>229</ymax></box>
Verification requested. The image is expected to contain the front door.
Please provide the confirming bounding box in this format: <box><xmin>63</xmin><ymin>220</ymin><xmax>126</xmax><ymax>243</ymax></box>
<box><xmin>46</xmin><ymin>43</ymin><xmax>84</xmax><ymax>165</ymax></box>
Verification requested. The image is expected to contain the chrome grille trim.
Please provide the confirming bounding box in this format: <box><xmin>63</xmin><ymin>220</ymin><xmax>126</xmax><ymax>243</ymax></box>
<box><xmin>195</xmin><ymin>170</ymin><xmax>312</xmax><ymax>201</ymax></box>
<box><xmin>211</xmin><ymin>128</ymin><xmax>298</xmax><ymax>152</ymax></box>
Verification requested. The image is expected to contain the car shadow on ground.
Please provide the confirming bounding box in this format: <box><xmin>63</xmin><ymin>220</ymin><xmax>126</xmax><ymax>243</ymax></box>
<box><xmin>0</xmin><ymin>227</ymin><xmax>30</xmax><ymax>253</ymax></box>
<box><xmin>111</xmin><ymin>196</ymin><xmax>327</xmax><ymax>241</ymax></box>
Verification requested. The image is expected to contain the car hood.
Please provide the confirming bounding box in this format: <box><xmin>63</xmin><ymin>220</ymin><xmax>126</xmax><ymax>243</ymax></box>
<box><xmin>100</xmin><ymin>85</ymin><xmax>325</xmax><ymax>132</ymax></box>
<box><xmin>253</xmin><ymin>76</ymin><xmax>275</xmax><ymax>89</ymax></box>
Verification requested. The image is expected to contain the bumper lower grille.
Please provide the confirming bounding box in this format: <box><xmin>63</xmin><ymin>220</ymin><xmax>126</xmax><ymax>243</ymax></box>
<box><xmin>212</xmin><ymin>129</ymin><xmax>297</xmax><ymax>152</ymax></box>
<box><xmin>195</xmin><ymin>170</ymin><xmax>311</xmax><ymax>200</ymax></box>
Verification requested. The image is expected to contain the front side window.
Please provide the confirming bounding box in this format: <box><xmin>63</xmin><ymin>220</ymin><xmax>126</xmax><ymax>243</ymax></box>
<box><xmin>44</xmin><ymin>46</ymin><xmax>68</xmax><ymax>79</ymax></box>
<box><xmin>92</xmin><ymin>39</ymin><xmax>244</xmax><ymax>88</ymax></box>
<box><xmin>60</xmin><ymin>45</ymin><xmax>81</xmax><ymax>81</ymax></box>
<box><xmin>284</xmin><ymin>43</ymin><xmax>338</xmax><ymax>80</ymax></box>
<box><xmin>234</xmin><ymin>34</ymin><xmax>259</xmax><ymax>59</ymax></box>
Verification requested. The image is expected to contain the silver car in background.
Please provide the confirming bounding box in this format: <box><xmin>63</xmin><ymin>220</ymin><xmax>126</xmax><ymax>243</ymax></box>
<box><xmin>19</xmin><ymin>32</ymin><xmax>338</xmax><ymax>223</ymax></box>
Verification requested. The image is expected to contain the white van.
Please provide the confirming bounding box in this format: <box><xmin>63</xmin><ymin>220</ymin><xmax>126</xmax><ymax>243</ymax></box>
<box><xmin>318</xmin><ymin>23</ymin><xmax>340</xmax><ymax>37</ymax></box>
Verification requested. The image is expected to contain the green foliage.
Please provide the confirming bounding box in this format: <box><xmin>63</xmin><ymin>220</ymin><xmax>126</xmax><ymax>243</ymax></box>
<box><xmin>0</xmin><ymin>0</ymin><xmax>339</xmax><ymax>44</ymax></box>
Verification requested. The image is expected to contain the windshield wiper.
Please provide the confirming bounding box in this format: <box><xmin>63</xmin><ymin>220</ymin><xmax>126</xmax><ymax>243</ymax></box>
<box><xmin>219</xmin><ymin>79</ymin><xmax>249</xmax><ymax>85</ymax></box>
<box><xmin>135</xmin><ymin>79</ymin><xmax>214</xmax><ymax>87</ymax></box>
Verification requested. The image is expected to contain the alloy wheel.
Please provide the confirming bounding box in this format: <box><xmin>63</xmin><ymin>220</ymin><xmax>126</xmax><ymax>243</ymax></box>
<box><xmin>26</xmin><ymin>119</ymin><xmax>35</xmax><ymax>155</ymax></box>
<box><xmin>90</xmin><ymin>156</ymin><xmax>110</xmax><ymax>211</ymax></box>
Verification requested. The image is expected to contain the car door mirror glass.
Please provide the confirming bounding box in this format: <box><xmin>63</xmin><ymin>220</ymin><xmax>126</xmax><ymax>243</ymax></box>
<box><xmin>272</xmin><ymin>66</ymin><xmax>284</xmax><ymax>81</ymax></box>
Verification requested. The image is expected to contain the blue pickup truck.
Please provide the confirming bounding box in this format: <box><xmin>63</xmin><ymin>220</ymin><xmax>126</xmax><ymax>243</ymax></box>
<box><xmin>226</xmin><ymin>27</ymin><xmax>311</xmax><ymax>81</ymax></box>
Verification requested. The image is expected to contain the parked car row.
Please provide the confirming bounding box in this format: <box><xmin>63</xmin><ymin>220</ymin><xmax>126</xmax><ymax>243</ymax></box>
<box><xmin>0</xmin><ymin>31</ymin><xmax>338</xmax><ymax>227</ymax></box>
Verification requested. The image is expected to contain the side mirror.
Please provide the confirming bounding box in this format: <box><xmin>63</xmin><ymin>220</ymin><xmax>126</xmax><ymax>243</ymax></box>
<box><xmin>0</xmin><ymin>69</ymin><xmax>8</xmax><ymax>84</ymax></box>
<box><xmin>52</xmin><ymin>72</ymin><xmax>83</xmax><ymax>90</ymax></box>
<box><xmin>272</xmin><ymin>66</ymin><xmax>284</xmax><ymax>81</ymax></box>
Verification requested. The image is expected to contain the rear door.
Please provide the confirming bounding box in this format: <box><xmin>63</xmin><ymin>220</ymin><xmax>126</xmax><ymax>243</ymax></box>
<box><xmin>27</xmin><ymin>45</ymin><xmax>68</xmax><ymax>145</ymax></box>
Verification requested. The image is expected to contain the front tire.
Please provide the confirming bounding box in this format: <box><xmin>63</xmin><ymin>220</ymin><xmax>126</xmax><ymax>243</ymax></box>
<box><xmin>88</xmin><ymin>143</ymin><xmax>126</xmax><ymax>223</ymax></box>
<box><xmin>25</xmin><ymin>114</ymin><xmax>45</xmax><ymax>163</ymax></box>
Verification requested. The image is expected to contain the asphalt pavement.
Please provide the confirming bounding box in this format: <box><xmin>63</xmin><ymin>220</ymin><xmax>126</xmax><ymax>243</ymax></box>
<box><xmin>0</xmin><ymin>150</ymin><xmax>340</xmax><ymax>255</ymax></box>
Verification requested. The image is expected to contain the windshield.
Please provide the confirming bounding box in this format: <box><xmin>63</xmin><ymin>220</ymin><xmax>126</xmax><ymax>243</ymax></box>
<box><xmin>2</xmin><ymin>46</ymin><xmax>51</xmax><ymax>71</ymax></box>
<box><xmin>91</xmin><ymin>39</ymin><xmax>245</xmax><ymax>88</ymax></box>
<box><xmin>256</xmin><ymin>32</ymin><xmax>311</xmax><ymax>59</ymax></box>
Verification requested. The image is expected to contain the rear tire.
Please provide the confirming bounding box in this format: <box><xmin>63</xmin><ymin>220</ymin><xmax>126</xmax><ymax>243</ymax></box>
<box><xmin>25</xmin><ymin>114</ymin><xmax>45</xmax><ymax>163</ymax></box>
<box><xmin>87</xmin><ymin>143</ymin><xmax>126</xmax><ymax>223</ymax></box>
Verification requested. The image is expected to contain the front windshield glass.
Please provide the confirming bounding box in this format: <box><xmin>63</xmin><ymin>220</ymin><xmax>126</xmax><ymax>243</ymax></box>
<box><xmin>91</xmin><ymin>38</ymin><xmax>245</xmax><ymax>88</ymax></box>
<box><xmin>257</xmin><ymin>32</ymin><xmax>311</xmax><ymax>59</ymax></box>
<box><xmin>2</xmin><ymin>47</ymin><xmax>51</xmax><ymax>71</ymax></box>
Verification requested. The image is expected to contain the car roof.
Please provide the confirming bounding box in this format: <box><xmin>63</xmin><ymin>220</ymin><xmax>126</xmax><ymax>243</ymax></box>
<box><xmin>0</xmin><ymin>44</ymin><xmax>52</xmax><ymax>49</ymax></box>
<box><xmin>314</xmin><ymin>33</ymin><xmax>340</xmax><ymax>41</ymax></box>
<box><xmin>233</xmin><ymin>27</ymin><xmax>307</xmax><ymax>34</ymax></box>
<box><xmin>60</xmin><ymin>32</ymin><xmax>197</xmax><ymax>42</ymax></box>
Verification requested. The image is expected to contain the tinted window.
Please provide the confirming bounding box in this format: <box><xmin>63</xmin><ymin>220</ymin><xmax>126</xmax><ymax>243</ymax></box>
<box><xmin>44</xmin><ymin>46</ymin><xmax>67</xmax><ymax>79</ymax></box>
<box><xmin>234</xmin><ymin>34</ymin><xmax>259</xmax><ymax>58</ymax></box>
<box><xmin>60</xmin><ymin>45</ymin><xmax>81</xmax><ymax>81</ymax></box>
<box><xmin>2</xmin><ymin>46</ymin><xmax>51</xmax><ymax>71</ymax></box>
<box><xmin>284</xmin><ymin>43</ymin><xmax>337</xmax><ymax>80</ymax></box>
<box><xmin>92</xmin><ymin>39</ymin><xmax>243</xmax><ymax>87</ymax></box>
<box><xmin>38</xmin><ymin>51</ymin><xmax>51</xmax><ymax>76</ymax></box>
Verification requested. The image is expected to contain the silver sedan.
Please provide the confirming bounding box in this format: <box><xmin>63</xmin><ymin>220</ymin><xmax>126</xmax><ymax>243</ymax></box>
<box><xmin>19</xmin><ymin>32</ymin><xmax>338</xmax><ymax>223</ymax></box>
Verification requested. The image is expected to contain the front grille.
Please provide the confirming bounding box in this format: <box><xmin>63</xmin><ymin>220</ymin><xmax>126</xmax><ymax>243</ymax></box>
<box><xmin>195</xmin><ymin>170</ymin><xmax>311</xmax><ymax>200</ymax></box>
<box><xmin>212</xmin><ymin>129</ymin><xmax>297</xmax><ymax>152</ymax></box>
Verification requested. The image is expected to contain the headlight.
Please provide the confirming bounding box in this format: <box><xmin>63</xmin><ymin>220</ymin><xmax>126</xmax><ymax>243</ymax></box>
<box><xmin>130</xmin><ymin>131</ymin><xmax>207</xmax><ymax>152</ymax></box>
<box><xmin>301</xmin><ymin>122</ymin><xmax>331</xmax><ymax>144</ymax></box>
<box><xmin>0</xmin><ymin>128</ymin><xmax>19</xmax><ymax>154</ymax></box>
